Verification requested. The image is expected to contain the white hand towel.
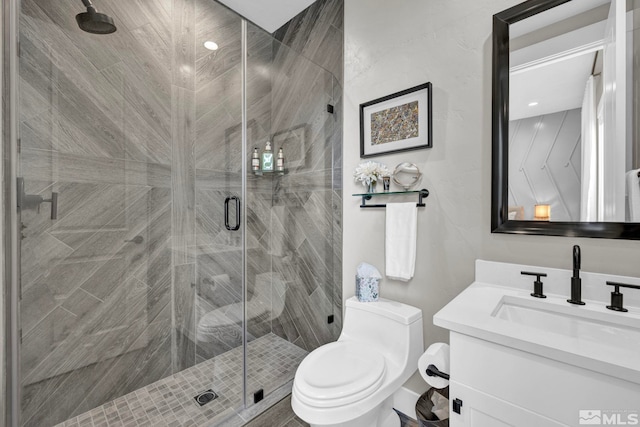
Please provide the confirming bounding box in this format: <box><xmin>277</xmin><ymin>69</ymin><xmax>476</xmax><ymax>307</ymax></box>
<box><xmin>627</xmin><ymin>169</ymin><xmax>640</xmax><ymax>222</ymax></box>
<box><xmin>385</xmin><ymin>202</ymin><xmax>417</xmax><ymax>281</ymax></box>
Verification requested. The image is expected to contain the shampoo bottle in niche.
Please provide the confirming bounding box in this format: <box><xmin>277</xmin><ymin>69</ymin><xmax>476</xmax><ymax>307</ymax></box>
<box><xmin>276</xmin><ymin>148</ymin><xmax>285</xmax><ymax>172</ymax></box>
<box><xmin>262</xmin><ymin>141</ymin><xmax>274</xmax><ymax>171</ymax></box>
<box><xmin>251</xmin><ymin>148</ymin><xmax>260</xmax><ymax>171</ymax></box>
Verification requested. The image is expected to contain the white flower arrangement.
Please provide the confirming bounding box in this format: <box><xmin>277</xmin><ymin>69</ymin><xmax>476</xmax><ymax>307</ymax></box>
<box><xmin>353</xmin><ymin>161</ymin><xmax>390</xmax><ymax>187</ymax></box>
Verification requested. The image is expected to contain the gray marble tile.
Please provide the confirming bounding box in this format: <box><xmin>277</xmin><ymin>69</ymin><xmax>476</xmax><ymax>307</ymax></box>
<box><xmin>103</xmin><ymin>0</ymin><xmax>171</xmax><ymax>36</ymax></box>
<box><xmin>20</xmin><ymin>279</ymin><xmax>59</xmax><ymax>335</ymax></box>
<box><xmin>171</xmin><ymin>86</ymin><xmax>196</xmax><ymax>265</ymax></box>
<box><xmin>174</xmin><ymin>263</ymin><xmax>196</xmax><ymax>370</ymax></box>
<box><xmin>21</xmin><ymin>149</ymin><xmax>171</xmax><ymax>188</ymax></box>
<box><xmin>195</xmin><ymin>102</ymin><xmax>243</xmax><ymax>172</ymax></box>
<box><xmin>272</xmin><ymin>0</ymin><xmax>343</xmax><ymax>86</ymax></box>
<box><xmin>195</xmin><ymin>14</ymin><xmax>242</xmax><ymax>88</ymax></box>
<box><xmin>122</xmin><ymin>99</ymin><xmax>172</xmax><ymax>165</ymax></box>
<box><xmin>20</xmin><ymin>3</ymin><xmax>126</xmax><ymax>116</ymax></box>
<box><xmin>23</xmin><ymin>0</ymin><xmax>123</xmax><ymax>70</ymax></box>
<box><xmin>19</xmin><ymin>75</ymin><xmax>49</xmax><ymax>121</ymax></box>
<box><xmin>172</xmin><ymin>0</ymin><xmax>196</xmax><ymax>90</ymax></box>
<box><xmin>195</xmin><ymin>65</ymin><xmax>241</xmax><ymax>122</ymax></box>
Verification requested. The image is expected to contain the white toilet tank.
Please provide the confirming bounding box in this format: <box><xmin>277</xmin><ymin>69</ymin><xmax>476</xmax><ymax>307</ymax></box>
<box><xmin>339</xmin><ymin>297</ymin><xmax>423</xmax><ymax>376</ymax></box>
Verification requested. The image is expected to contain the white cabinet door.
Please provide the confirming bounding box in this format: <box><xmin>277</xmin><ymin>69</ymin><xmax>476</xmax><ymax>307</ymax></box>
<box><xmin>449</xmin><ymin>381</ymin><xmax>567</xmax><ymax>427</ymax></box>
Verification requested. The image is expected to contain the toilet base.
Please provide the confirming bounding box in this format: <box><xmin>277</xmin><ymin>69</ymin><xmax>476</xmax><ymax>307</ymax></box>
<box><xmin>306</xmin><ymin>396</ymin><xmax>400</xmax><ymax>427</ymax></box>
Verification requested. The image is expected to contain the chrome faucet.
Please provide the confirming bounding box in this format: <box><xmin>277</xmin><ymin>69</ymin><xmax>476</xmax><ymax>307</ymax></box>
<box><xmin>567</xmin><ymin>245</ymin><xmax>585</xmax><ymax>305</ymax></box>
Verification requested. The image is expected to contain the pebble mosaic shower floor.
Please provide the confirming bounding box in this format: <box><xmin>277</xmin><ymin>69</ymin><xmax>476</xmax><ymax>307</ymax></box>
<box><xmin>56</xmin><ymin>334</ymin><xmax>308</xmax><ymax>427</ymax></box>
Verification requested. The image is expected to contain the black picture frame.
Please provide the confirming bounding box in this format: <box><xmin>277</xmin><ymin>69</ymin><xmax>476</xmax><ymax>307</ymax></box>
<box><xmin>491</xmin><ymin>0</ymin><xmax>640</xmax><ymax>239</ymax></box>
<box><xmin>359</xmin><ymin>82</ymin><xmax>433</xmax><ymax>158</ymax></box>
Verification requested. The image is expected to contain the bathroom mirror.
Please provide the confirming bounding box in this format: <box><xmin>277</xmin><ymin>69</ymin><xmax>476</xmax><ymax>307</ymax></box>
<box><xmin>492</xmin><ymin>0</ymin><xmax>640</xmax><ymax>239</ymax></box>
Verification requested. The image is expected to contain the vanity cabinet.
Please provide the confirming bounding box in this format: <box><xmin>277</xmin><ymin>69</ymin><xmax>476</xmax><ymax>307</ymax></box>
<box><xmin>447</xmin><ymin>333</ymin><xmax>640</xmax><ymax>427</ymax></box>
<box><xmin>450</xmin><ymin>382</ymin><xmax>563</xmax><ymax>427</ymax></box>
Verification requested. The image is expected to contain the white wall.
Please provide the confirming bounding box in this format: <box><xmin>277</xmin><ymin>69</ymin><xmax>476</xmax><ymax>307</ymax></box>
<box><xmin>344</xmin><ymin>0</ymin><xmax>640</xmax><ymax>394</ymax></box>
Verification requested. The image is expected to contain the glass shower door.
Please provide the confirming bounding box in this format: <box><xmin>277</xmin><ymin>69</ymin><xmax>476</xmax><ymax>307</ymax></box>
<box><xmin>15</xmin><ymin>0</ymin><xmax>246</xmax><ymax>425</ymax></box>
<box><xmin>241</xmin><ymin>23</ymin><xmax>340</xmax><ymax>409</ymax></box>
<box><xmin>16</xmin><ymin>32</ymin><xmax>174</xmax><ymax>427</ymax></box>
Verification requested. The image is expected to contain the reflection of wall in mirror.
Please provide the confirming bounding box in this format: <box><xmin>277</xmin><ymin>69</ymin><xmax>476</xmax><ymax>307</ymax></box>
<box><xmin>508</xmin><ymin>0</ymin><xmax>640</xmax><ymax>222</ymax></box>
<box><xmin>508</xmin><ymin>109</ymin><xmax>582</xmax><ymax>221</ymax></box>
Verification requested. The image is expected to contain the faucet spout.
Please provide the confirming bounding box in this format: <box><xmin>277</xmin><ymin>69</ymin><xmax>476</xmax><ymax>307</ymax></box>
<box><xmin>568</xmin><ymin>245</ymin><xmax>585</xmax><ymax>305</ymax></box>
<box><xmin>573</xmin><ymin>245</ymin><xmax>581</xmax><ymax>278</ymax></box>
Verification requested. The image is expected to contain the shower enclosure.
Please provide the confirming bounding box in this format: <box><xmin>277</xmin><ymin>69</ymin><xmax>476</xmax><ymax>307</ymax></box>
<box><xmin>2</xmin><ymin>0</ymin><xmax>342</xmax><ymax>425</ymax></box>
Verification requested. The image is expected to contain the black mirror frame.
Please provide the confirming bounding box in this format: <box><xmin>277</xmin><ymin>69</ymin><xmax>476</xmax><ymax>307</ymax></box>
<box><xmin>491</xmin><ymin>0</ymin><xmax>640</xmax><ymax>240</ymax></box>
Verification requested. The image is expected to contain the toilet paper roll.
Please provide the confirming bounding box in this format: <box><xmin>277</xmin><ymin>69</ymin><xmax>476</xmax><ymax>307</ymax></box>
<box><xmin>418</xmin><ymin>342</ymin><xmax>450</xmax><ymax>389</ymax></box>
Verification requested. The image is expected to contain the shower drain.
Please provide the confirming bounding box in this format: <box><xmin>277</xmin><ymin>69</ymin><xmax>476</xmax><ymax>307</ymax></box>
<box><xmin>194</xmin><ymin>389</ymin><xmax>218</xmax><ymax>406</ymax></box>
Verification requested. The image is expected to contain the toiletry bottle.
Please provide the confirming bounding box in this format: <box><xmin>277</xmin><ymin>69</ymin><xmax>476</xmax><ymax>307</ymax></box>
<box><xmin>276</xmin><ymin>148</ymin><xmax>285</xmax><ymax>172</ymax></box>
<box><xmin>262</xmin><ymin>141</ymin><xmax>274</xmax><ymax>171</ymax></box>
<box><xmin>251</xmin><ymin>148</ymin><xmax>260</xmax><ymax>171</ymax></box>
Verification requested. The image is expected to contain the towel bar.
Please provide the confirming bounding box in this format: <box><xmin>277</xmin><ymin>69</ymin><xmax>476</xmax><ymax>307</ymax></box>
<box><xmin>352</xmin><ymin>189</ymin><xmax>429</xmax><ymax>209</ymax></box>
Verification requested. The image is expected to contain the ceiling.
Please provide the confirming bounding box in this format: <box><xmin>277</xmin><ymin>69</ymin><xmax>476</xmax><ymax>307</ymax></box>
<box><xmin>217</xmin><ymin>0</ymin><xmax>316</xmax><ymax>33</ymax></box>
<box><xmin>510</xmin><ymin>9</ymin><xmax>608</xmax><ymax>121</ymax></box>
<box><xmin>510</xmin><ymin>51</ymin><xmax>596</xmax><ymax>121</ymax></box>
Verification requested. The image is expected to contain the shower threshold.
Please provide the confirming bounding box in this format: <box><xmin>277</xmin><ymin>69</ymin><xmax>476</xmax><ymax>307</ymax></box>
<box><xmin>56</xmin><ymin>333</ymin><xmax>308</xmax><ymax>427</ymax></box>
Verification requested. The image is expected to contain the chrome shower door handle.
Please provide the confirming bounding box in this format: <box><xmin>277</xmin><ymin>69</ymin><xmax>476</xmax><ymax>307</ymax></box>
<box><xmin>224</xmin><ymin>196</ymin><xmax>240</xmax><ymax>231</ymax></box>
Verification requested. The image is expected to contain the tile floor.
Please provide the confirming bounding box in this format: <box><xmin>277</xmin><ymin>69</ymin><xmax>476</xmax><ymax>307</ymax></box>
<box><xmin>56</xmin><ymin>334</ymin><xmax>308</xmax><ymax>427</ymax></box>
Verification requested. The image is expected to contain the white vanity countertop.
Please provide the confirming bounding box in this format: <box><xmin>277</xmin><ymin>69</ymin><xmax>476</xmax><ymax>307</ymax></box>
<box><xmin>434</xmin><ymin>260</ymin><xmax>640</xmax><ymax>385</ymax></box>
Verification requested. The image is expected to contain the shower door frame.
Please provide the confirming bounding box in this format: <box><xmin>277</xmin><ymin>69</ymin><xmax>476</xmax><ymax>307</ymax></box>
<box><xmin>2</xmin><ymin>0</ymin><xmax>21</xmax><ymax>425</ymax></box>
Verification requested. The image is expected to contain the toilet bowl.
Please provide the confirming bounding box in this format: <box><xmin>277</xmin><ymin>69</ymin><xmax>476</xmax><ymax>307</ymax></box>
<box><xmin>292</xmin><ymin>297</ymin><xmax>423</xmax><ymax>427</ymax></box>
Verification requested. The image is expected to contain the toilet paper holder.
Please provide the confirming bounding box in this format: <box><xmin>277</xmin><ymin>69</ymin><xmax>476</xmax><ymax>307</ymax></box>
<box><xmin>425</xmin><ymin>364</ymin><xmax>450</xmax><ymax>381</ymax></box>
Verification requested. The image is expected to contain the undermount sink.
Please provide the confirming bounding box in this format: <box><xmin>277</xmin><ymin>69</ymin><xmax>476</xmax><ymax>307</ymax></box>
<box><xmin>492</xmin><ymin>295</ymin><xmax>640</xmax><ymax>350</ymax></box>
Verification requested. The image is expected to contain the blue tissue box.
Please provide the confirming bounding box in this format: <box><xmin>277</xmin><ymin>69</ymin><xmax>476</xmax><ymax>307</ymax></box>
<box><xmin>356</xmin><ymin>275</ymin><xmax>380</xmax><ymax>302</ymax></box>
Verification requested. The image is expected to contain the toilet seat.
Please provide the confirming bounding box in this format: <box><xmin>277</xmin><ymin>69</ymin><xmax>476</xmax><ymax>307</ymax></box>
<box><xmin>293</xmin><ymin>341</ymin><xmax>386</xmax><ymax>408</ymax></box>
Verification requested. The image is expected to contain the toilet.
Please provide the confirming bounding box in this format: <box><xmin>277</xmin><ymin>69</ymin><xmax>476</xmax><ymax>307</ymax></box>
<box><xmin>292</xmin><ymin>297</ymin><xmax>423</xmax><ymax>427</ymax></box>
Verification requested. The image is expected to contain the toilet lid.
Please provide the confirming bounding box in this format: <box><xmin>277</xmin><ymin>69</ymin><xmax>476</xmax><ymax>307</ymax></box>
<box><xmin>294</xmin><ymin>341</ymin><xmax>386</xmax><ymax>408</ymax></box>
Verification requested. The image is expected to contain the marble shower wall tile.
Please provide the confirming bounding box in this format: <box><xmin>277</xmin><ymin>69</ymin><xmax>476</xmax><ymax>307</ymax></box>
<box><xmin>171</xmin><ymin>86</ymin><xmax>196</xmax><ymax>266</ymax></box>
<box><xmin>273</xmin><ymin>0</ymin><xmax>344</xmax><ymax>87</ymax></box>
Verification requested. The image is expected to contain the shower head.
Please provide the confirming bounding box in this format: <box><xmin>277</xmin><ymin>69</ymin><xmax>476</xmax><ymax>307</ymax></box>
<box><xmin>76</xmin><ymin>0</ymin><xmax>117</xmax><ymax>34</ymax></box>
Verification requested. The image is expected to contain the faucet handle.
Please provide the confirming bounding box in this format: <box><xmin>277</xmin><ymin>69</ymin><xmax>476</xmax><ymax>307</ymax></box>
<box><xmin>521</xmin><ymin>271</ymin><xmax>547</xmax><ymax>299</ymax></box>
<box><xmin>606</xmin><ymin>281</ymin><xmax>640</xmax><ymax>312</ymax></box>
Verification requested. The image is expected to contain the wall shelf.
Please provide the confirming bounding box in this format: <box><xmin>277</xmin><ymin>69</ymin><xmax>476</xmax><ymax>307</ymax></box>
<box><xmin>352</xmin><ymin>188</ymin><xmax>429</xmax><ymax>208</ymax></box>
<box><xmin>252</xmin><ymin>169</ymin><xmax>286</xmax><ymax>176</ymax></box>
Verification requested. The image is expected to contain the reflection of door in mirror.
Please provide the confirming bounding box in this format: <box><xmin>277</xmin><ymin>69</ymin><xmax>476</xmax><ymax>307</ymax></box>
<box><xmin>507</xmin><ymin>0</ymin><xmax>640</xmax><ymax>222</ymax></box>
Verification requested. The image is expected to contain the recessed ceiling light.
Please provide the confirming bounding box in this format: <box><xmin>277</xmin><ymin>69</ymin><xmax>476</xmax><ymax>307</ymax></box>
<box><xmin>528</xmin><ymin>101</ymin><xmax>539</xmax><ymax>107</ymax></box>
<box><xmin>204</xmin><ymin>41</ymin><xmax>219</xmax><ymax>51</ymax></box>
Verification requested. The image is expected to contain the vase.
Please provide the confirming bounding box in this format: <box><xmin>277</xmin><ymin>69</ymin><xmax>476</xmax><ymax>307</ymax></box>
<box><xmin>367</xmin><ymin>181</ymin><xmax>376</xmax><ymax>193</ymax></box>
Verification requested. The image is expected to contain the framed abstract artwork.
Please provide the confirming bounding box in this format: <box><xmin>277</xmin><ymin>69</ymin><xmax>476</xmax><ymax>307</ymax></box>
<box><xmin>359</xmin><ymin>82</ymin><xmax>432</xmax><ymax>158</ymax></box>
